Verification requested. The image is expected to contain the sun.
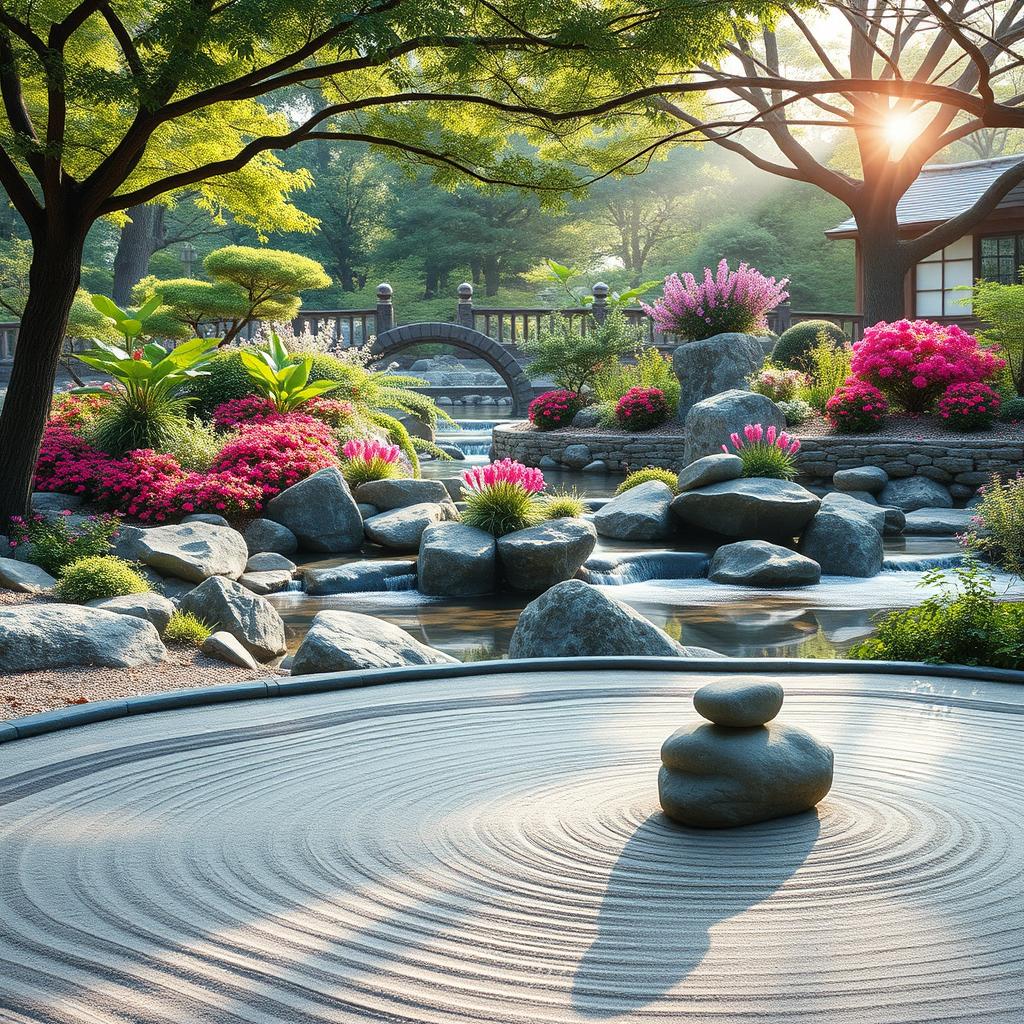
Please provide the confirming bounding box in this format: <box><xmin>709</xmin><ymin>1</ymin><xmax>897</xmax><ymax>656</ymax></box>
<box><xmin>882</xmin><ymin>111</ymin><xmax>918</xmax><ymax>147</ymax></box>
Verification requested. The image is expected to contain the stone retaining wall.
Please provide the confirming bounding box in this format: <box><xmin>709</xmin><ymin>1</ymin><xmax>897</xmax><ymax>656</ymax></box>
<box><xmin>492</xmin><ymin>423</ymin><xmax>1024</xmax><ymax>486</ymax></box>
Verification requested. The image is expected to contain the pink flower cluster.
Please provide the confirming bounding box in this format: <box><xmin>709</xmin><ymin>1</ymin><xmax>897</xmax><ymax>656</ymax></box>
<box><xmin>461</xmin><ymin>458</ymin><xmax>544</xmax><ymax>495</ymax></box>
<box><xmin>615</xmin><ymin>387</ymin><xmax>669</xmax><ymax>431</ymax></box>
<box><xmin>824</xmin><ymin>378</ymin><xmax>888</xmax><ymax>433</ymax></box>
<box><xmin>342</xmin><ymin>438</ymin><xmax>401</xmax><ymax>464</ymax></box>
<box><xmin>211</xmin><ymin>417</ymin><xmax>339</xmax><ymax>499</ymax></box>
<box><xmin>528</xmin><ymin>389</ymin><xmax>582</xmax><ymax>431</ymax></box>
<box><xmin>213</xmin><ymin>395</ymin><xmax>355</xmax><ymax>431</ymax></box>
<box><xmin>642</xmin><ymin>260</ymin><xmax>789</xmax><ymax>340</ymax></box>
<box><xmin>49</xmin><ymin>392</ymin><xmax>110</xmax><ymax>430</ymax></box>
<box><xmin>34</xmin><ymin>424</ymin><xmax>109</xmax><ymax>494</ymax></box>
<box><xmin>937</xmin><ymin>381</ymin><xmax>1001</xmax><ymax>432</ymax></box>
<box><xmin>750</xmin><ymin>366</ymin><xmax>808</xmax><ymax>402</ymax></box>
<box><xmin>723</xmin><ymin>422</ymin><xmax>801</xmax><ymax>455</ymax></box>
<box><xmin>851</xmin><ymin>320</ymin><xmax>1004</xmax><ymax>413</ymax></box>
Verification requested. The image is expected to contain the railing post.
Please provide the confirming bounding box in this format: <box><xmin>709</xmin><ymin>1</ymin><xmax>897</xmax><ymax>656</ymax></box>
<box><xmin>591</xmin><ymin>282</ymin><xmax>609</xmax><ymax>325</ymax></box>
<box><xmin>456</xmin><ymin>282</ymin><xmax>474</xmax><ymax>328</ymax></box>
<box><xmin>375</xmin><ymin>282</ymin><xmax>394</xmax><ymax>334</ymax></box>
<box><xmin>775</xmin><ymin>300</ymin><xmax>792</xmax><ymax>334</ymax></box>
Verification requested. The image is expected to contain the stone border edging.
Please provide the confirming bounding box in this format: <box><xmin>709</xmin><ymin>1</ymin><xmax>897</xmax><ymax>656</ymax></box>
<box><xmin>2</xmin><ymin>656</ymin><xmax>1022</xmax><ymax>745</ymax></box>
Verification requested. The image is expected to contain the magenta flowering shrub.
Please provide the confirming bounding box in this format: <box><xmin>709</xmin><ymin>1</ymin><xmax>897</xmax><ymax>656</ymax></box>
<box><xmin>642</xmin><ymin>260</ymin><xmax>789</xmax><ymax>341</ymax></box>
<box><xmin>528</xmin><ymin>389</ymin><xmax>582</xmax><ymax>430</ymax></box>
<box><xmin>96</xmin><ymin>449</ymin><xmax>190</xmax><ymax>521</ymax></box>
<box><xmin>938</xmin><ymin>381</ymin><xmax>1001</xmax><ymax>432</ymax></box>
<box><xmin>34</xmin><ymin>424</ymin><xmax>108</xmax><ymax>495</ymax></box>
<box><xmin>212</xmin><ymin>395</ymin><xmax>281</xmax><ymax>430</ymax></box>
<box><xmin>614</xmin><ymin>387</ymin><xmax>669</xmax><ymax>431</ymax></box>
<box><xmin>825</xmin><ymin>379</ymin><xmax>888</xmax><ymax>433</ymax></box>
<box><xmin>210</xmin><ymin>417</ymin><xmax>339</xmax><ymax>500</ymax></box>
<box><xmin>722</xmin><ymin>423</ymin><xmax>801</xmax><ymax>480</ymax></box>
<box><xmin>461</xmin><ymin>459</ymin><xmax>545</xmax><ymax>495</ymax></box>
<box><xmin>851</xmin><ymin>320</ymin><xmax>1004</xmax><ymax>412</ymax></box>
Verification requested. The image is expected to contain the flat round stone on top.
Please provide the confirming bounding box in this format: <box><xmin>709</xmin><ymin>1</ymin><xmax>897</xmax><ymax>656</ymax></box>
<box><xmin>693</xmin><ymin>678</ymin><xmax>784</xmax><ymax>727</ymax></box>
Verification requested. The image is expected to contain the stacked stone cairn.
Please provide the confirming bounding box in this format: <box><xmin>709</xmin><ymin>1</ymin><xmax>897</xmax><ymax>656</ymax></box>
<box><xmin>659</xmin><ymin>678</ymin><xmax>834</xmax><ymax>828</ymax></box>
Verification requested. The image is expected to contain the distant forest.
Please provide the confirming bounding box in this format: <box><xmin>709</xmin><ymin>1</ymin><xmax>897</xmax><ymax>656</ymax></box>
<box><xmin>0</xmin><ymin>142</ymin><xmax>857</xmax><ymax>324</ymax></box>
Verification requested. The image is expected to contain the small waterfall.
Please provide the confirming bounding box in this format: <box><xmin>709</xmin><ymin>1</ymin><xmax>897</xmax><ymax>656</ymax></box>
<box><xmin>384</xmin><ymin>573</ymin><xmax>418</xmax><ymax>592</ymax></box>
<box><xmin>285</xmin><ymin>579</ymin><xmax>304</xmax><ymax>592</ymax></box>
<box><xmin>581</xmin><ymin>551</ymin><xmax>710</xmax><ymax>586</ymax></box>
<box><xmin>882</xmin><ymin>553</ymin><xmax>964</xmax><ymax>572</ymax></box>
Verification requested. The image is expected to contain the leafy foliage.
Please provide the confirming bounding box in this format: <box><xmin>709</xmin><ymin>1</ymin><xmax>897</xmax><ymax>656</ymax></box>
<box><xmin>965</xmin><ymin>274</ymin><xmax>1024</xmax><ymax>395</ymax></box>
<box><xmin>164</xmin><ymin>611</ymin><xmax>213</xmax><ymax>647</ymax></box>
<box><xmin>6</xmin><ymin>510</ymin><xmax>122</xmax><ymax>575</ymax></box>
<box><xmin>522</xmin><ymin>308</ymin><xmax>642</xmax><ymax>393</ymax></box>
<box><xmin>239</xmin><ymin>331</ymin><xmax>342</xmax><ymax>412</ymax></box>
<box><xmin>802</xmin><ymin>337</ymin><xmax>854</xmax><ymax>413</ymax></box>
<box><xmin>850</xmin><ymin>561</ymin><xmax>1024</xmax><ymax>670</ymax></box>
<box><xmin>594</xmin><ymin>347</ymin><xmax>680</xmax><ymax>412</ymax></box>
<box><xmin>615</xmin><ymin>467</ymin><xmax>679</xmax><ymax>495</ymax></box>
<box><xmin>1001</xmin><ymin>396</ymin><xmax>1024</xmax><ymax>422</ymax></box>
<box><xmin>961</xmin><ymin>474</ymin><xmax>1024</xmax><ymax>576</ymax></box>
<box><xmin>55</xmin><ymin>556</ymin><xmax>150</xmax><ymax>604</ymax></box>
<box><xmin>773</xmin><ymin>320</ymin><xmax>848</xmax><ymax>370</ymax></box>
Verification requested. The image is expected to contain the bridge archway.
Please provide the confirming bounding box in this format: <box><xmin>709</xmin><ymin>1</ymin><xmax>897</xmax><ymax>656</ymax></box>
<box><xmin>370</xmin><ymin>322</ymin><xmax>535</xmax><ymax>416</ymax></box>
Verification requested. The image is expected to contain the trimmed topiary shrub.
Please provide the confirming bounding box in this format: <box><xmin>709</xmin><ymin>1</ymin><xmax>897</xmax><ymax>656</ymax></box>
<box><xmin>615</xmin><ymin>467</ymin><xmax>679</xmax><ymax>496</ymax></box>
<box><xmin>825</xmin><ymin>379</ymin><xmax>888</xmax><ymax>432</ymax></box>
<box><xmin>773</xmin><ymin>320</ymin><xmax>849</xmax><ymax>370</ymax></box>
<box><xmin>164</xmin><ymin>610</ymin><xmax>213</xmax><ymax>646</ymax></box>
<box><xmin>55</xmin><ymin>555</ymin><xmax>150</xmax><ymax>603</ymax></box>
<box><xmin>938</xmin><ymin>381</ymin><xmax>1000</xmax><ymax>432</ymax></box>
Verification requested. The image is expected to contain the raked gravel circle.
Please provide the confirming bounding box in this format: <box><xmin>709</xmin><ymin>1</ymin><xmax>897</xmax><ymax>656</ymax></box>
<box><xmin>1</xmin><ymin>667</ymin><xmax>1022</xmax><ymax>1023</ymax></box>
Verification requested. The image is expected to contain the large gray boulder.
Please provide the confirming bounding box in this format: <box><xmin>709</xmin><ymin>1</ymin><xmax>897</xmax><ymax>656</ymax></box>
<box><xmin>672</xmin><ymin>333</ymin><xmax>767</xmax><ymax>420</ymax></box>
<box><xmin>833</xmin><ymin>466</ymin><xmax>888</xmax><ymax>494</ymax></box>
<box><xmin>659</xmin><ymin>719</ymin><xmax>833</xmax><ymax>828</ymax></box>
<box><xmin>304</xmin><ymin>560</ymin><xmax>416</xmax><ymax>595</ymax></box>
<box><xmin>245</xmin><ymin>551</ymin><xmax>296</xmax><ymax>573</ymax></box>
<box><xmin>671</xmin><ymin>478</ymin><xmax>820</xmax><ymax>541</ymax></box>
<box><xmin>418</xmin><ymin>523</ymin><xmax>497</xmax><ymax>596</ymax></box>
<box><xmin>179</xmin><ymin>576</ymin><xmax>286</xmax><ymax>661</ymax></box>
<box><xmin>878</xmin><ymin>476</ymin><xmax>953</xmax><ymax>513</ymax></box>
<box><xmin>0</xmin><ymin>559</ymin><xmax>56</xmax><ymax>594</ymax></box>
<box><xmin>86</xmin><ymin>592</ymin><xmax>176</xmax><ymax>633</ymax></box>
<box><xmin>592</xmin><ymin>480</ymin><xmax>675</xmax><ymax>541</ymax></box>
<box><xmin>0</xmin><ymin>604</ymin><xmax>165</xmax><ymax>672</ymax></box>
<box><xmin>243</xmin><ymin>518</ymin><xmax>298</xmax><ymax>556</ymax></box>
<box><xmin>799</xmin><ymin>505</ymin><xmax>884</xmax><ymax>577</ymax></box>
<box><xmin>823</xmin><ymin>491</ymin><xmax>905</xmax><ymax>536</ymax></box>
<box><xmin>677</xmin><ymin>452</ymin><xmax>743</xmax><ymax>492</ymax></box>
<box><xmin>363</xmin><ymin>502</ymin><xmax>450</xmax><ymax>552</ymax></box>
<box><xmin>264</xmin><ymin>467</ymin><xmax>364</xmax><ymax>553</ymax></box>
<box><xmin>354</xmin><ymin>478</ymin><xmax>452</xmax><ymax>511</ymax></box>
<box><xmin>561</xmin><ymin>444</ymin><xmax>592</xmax><ymax>469</ymax></box>
<box><xmin>508</xmin><ymin>579</ymin><xmax>722</xmax><ymax>659</ymax></box>
<box><xmin>137</xmin><ymin>522</ymin><xmax>248</xmax><ymax>583</ymax></box>
<box><xmin>497</xmin><ymin>518</ymin><xmax>598</xmax><ymax>593</ymax></box>
<box><xmin>291</xmin><ymin>610</ymin><xmax>458</xmax><ymax>674</ymax></box>
<box><xmin>708</xmin><ymin>541</ymin><xmax>821</xmax><ymax>587</ymax></box>
<box><xmin>683</xmin><ymin>389</ymin><xmax>787</xmax><ymax>463</ymax></box>
<box><xmin>31</xmin><ymin>491</ymin><xmax>84</xmax><ymax>513</ymax></box>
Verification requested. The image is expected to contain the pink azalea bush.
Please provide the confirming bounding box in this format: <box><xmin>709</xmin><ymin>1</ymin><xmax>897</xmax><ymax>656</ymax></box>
<box><xmin>850</xmin><ymin>320</ymin><xmax>1004</xmax><ymax>413</ymax></box>
<box><xmin>210</xmin><ymin>416</ymin><xmax>339</xmax><ymax>500</ymax></box>
<box><xmin>528</xmin><ymin>389</ymin><xmax>583</xmax><ymax>430</ymax></box>
<box><xmin>340</xmin><ymin>437</ymin><xmax>402</xmax><ymax>486</ymax></box>
<box><xmin>642</xmin><ymin>260</ymin><xmax>789</xmax><ymax>340</ymax></box>
<box><xmin>938</xmin><ymin>381</ymin><xmax>1001</xmax><ymax>432</ymax></box>
<box><xmin>722</xmin><ymin>423</ymin><xmax>801</xmax><ymax>480</ymax></box>
<box><xmin>34</xmin><ymin>424</ymin><xmax>108</xmax><ymax>495</ymax></box>
<box><xmin>214</xmin><ymin>394</ymin><xmax>355</xmax><ymax>431</ymax></box>
<box><xmin>614</xmin><ymin>386</ymin><xmax>670</xmax><ymax>431</ymax></box>
<box><xmin>825</xmin><ymin>379</ymin><xmax>888</xmax><ymax>433</ymax></box>
<box><xmin>460</xmin><ymin>459</ymin><xmax>545</xmax><ymax>536</ymax></box>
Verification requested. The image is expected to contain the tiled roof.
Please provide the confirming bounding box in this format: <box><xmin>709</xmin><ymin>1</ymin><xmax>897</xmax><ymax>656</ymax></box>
<box><xmin>826</xmin><ymin>154</ymin><xmax>1024</xmax><ymax>237</ymax></box>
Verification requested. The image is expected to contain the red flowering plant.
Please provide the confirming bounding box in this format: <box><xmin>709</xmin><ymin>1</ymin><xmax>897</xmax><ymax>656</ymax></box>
<box><xmin>851</xmin><ymin>319</ymin><xmax>1004</xmax><ymax>413</ymax></box>
<box><xmin>212</xmin><ymin>395</ymin><xmax>283</xmax><ymax>431</ymax></box>
<box><xmin>95</xmin><ymin>449</ymin><xmax>190</xmax><ymax>522</ymax></box>
<box><xmin>33</xmin><ymin>423</ymin><xmax>108</xmax><ymax>496</ymax></box>
<box><xmin>210</xmin><ymin>415</ymin><xmax>339</xmax><ymax>500</ymax></box>
<box><xmin>938</xmin><ymin>381</ymin><xmax>1001</xmax><ymax>432</ymax></box>
<box><xmin>528</xmin><ymin>389</ymin><xmax>583</xmax><ymax>430</ymax></box>
<box><xmin>49</xmin><ymin>389</ymin><xmax>112</xmax><ymax>432</ymax></box>
<box><xmin>615</xmin><ymin>387</ymin><xmax>670</xmax><ymax>431</ymax></box>
<box><xmin>825</xmin><ymin>379</ymin><xmax>888</xmax><ymax>433</ymax></box>
<box><xmin>171</xmin><ymin>471</ymin><xmax>264</xmax><ymax>518</ymax></box>
<box><xmin>305</xmin><ymin>397</ymin><xmax>355</xmax><ymax>429</ymax></box>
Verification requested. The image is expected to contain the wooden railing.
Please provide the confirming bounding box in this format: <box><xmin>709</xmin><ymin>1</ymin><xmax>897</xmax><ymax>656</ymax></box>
<box><xmin>468</xmin><ymin>304</ymin><xmax>666</xmax><ymax>348</ymax></box>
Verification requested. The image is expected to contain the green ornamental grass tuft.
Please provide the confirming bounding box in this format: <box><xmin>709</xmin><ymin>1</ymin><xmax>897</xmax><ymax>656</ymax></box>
<box><xmin>461</xmin><ymin>483</ymin><xmax>544</xmax><ymax>537</ymax></box>
<box><xmin>164</xmin><ymin>610</ymin><xmax>213</xmax><ymax>646</ymax></box>
<box><xmin>543</xmin><ymin>488</ymin><xmax>587</xmax><ymax>519</ymax></box>
<box><xmin>56</xmin><ymin>555</ymin><xmax>150</xmax><ymax>603</ymax></box>
<box><xmin>615</xmin><ymin>467</ymin><xmax>679</xmax><ymax>496</ymax></box>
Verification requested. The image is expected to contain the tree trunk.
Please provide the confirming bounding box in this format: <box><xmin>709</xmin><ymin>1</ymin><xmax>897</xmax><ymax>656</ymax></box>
<box><xmin>859</xmin><ymin>228</ymin><xmax>914</xmax><ymax>326</ymax></box>
<box><xmin>111</xmin><ymin>205</ymin><xmax>165</xmax><ymax>305</ymax></box>
<box><xmin>483</xmin><ymin>255</ymin><xmax>500</xmax><ymax>296</ymax></box>
<box><xmin>0</xmin><ymin>230</ymin><xmax>86</xmax><ymax>521</ymax></box>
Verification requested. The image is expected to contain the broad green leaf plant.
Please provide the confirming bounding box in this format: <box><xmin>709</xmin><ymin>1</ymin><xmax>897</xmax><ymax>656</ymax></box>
<box><xmin>239</xmin><ymin>332</ymin><xmax>344</xmax><ymax>412</ymax></box>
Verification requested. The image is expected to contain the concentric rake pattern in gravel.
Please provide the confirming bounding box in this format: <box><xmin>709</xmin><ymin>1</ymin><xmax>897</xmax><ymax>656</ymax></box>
<box><xmin>0</xmin><ymin>669</ymin><xmax>1022</xmax><ymax>1022</ymax></box>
